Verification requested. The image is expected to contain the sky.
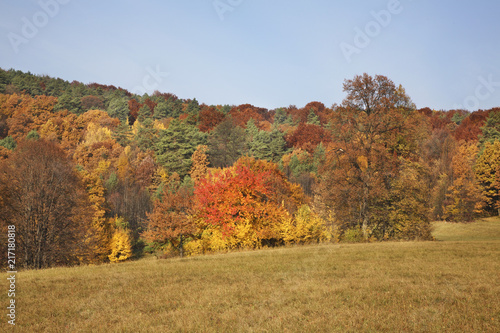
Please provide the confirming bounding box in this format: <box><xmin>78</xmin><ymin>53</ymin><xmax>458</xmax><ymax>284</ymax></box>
<box><xmin>1</xmin><ymin>0</ymin><xmax>499</xmax><ymax>111</ymax></box>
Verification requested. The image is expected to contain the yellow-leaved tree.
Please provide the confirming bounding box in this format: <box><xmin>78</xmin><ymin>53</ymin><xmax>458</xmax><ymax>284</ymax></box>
<box><xmin>279</xmin><ymin>205</ymin><xmax>331</xmax><ymax>245</ymax></box>
<box><xmin>190</xmin><ymin>145</ymin><xmax>209</xmax><ymax>183</ymax></box>
<box><xmin>108</xmin><ymin>217</ymin><xmax>133</xmax><ymax>263</ymax></box>
<box><xmin>84</xmin><ymin>122</ymin><xmax>113</xmax><ymax>146</ymax></box>
<box><xmin>444</xmin><ymin>141</ymin><xmax>485</xmax><ymax>221</ymax></box>
<box><xmin>78</xmin><ymin>169</ymin><xmax>113</xmax><ymax>263</ymax></box>
<box><xmin>475</xmin><ymin>141</ymin><xmax>500</xmax><ymax>216</ymax></box>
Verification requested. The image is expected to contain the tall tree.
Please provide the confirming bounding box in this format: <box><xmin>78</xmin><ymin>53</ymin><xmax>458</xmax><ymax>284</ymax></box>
<box><xmin>155</xmin><ymin>119</ymin><xmax>206</xmax><ymax>177</ymax></box>
<box><xmin>0</xmin><ymin>140</ymin><xmax>92</xmax><ymax>268</ymax></box>
<box><xmin>190</xmin><ymin>145</ymin><xmax>209</xmax><ymax>183</ymax></box>
<box><xmin>207</xmin><ymin>116</ymin><xmax>247</xmax><ymax>168</ymax></box>
<box><xmin>475</xmin><ymin>141</ymin><xmax>500</xmax><ymax>215</ymax></box>
<box><xmin>443</xmin><ymin>141</ymin><xmax>485</xmax><ymax>221</ymax></box>
<box><xmin>479</xmin><ymin>111</ymin><xmax>500</xmax><ymax>148</ymax></box>
<box><xmin>248</xmin><ymin>127</ymin><xmax>287</xmax><ymax>163</ymax></box>
<box><xmin>107</xmin><ymin>97</ymin><xmax>129</xmax><ymax>122</ymax></box>
<box><xmin>143</xmin><ymin>186</ymin><xmax>196</xmax><ymax>257</ymax></box>
<box><xmin>317</xmin><ymin>74</ymin><xmax>421</xmax><ymax>240</ymax></box>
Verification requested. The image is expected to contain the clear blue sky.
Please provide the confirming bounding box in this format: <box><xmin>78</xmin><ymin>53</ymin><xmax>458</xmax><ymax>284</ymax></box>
<box><xmin>1</xmin><ymin>0</ymin><xmax>499</xmax><ymax>111</ymax></box>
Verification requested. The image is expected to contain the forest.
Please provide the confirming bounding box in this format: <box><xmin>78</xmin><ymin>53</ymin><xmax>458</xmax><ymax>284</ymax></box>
<box><xmin>0</xmin><ymin>68</ymin><xmax>499</xmax><ymax>269</ymax></box>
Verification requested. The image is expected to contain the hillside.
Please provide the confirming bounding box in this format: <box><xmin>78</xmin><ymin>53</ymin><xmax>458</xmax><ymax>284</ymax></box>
<box><xmin>1</xmin><ymin>69</ymin><xmax>500</xmax><ymax>270</ymax></box>
<box><xmin>2</xmin><ymin>218</ymin><xmax>499</xmax><ymax>332</ymax></box>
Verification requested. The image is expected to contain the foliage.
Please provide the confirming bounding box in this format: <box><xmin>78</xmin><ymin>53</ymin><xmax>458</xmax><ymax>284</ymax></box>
<box><xmin>479</xmin><ymin>110</ymin><xmax>500</xmax><ymax>147</ymax></box>
<box><xmin>279</xmin><ymin>205</ymin><xmax>330</xmax><ymax>245</ymax></box>
<box><xmin>194</xmin><ymin>157</ymin><xmax>308</xmax><ymax>250</ymax></box>
<box><xmin>0</xmin><ymin>139</ymin><xmax>93</xmax><ymax>268</ymax></box>
<box><xmin>155</xmin><ymin>119</ymin><xmax>206</xmax><ymax>177</ymax></box>
<box><xmin>388</xmin><ymin>161</ymin><xmax>433</xmax><ymax>239</ymax></box>
<box><xmin>2</xmin><ymin>69</ymin><xmax>500</xmax><ymax>267</ymax></box>
<box><xmin>26</xmin><ymin>129</ymin><xmax>40</xmax><ymax>140</ymax></box>
<box><xmin>107</xmin><ymin>97</ymin><xmax>129</xmax><ymax>122</ymax></box>
<box><xmin>190</xmin><ymin>145</ymin><xmax>209</xmax><ymax>183</ymax></box>
<box><xmin>143</xmin><ymin>186</ymin><xmax>196</xmax><ymax>257</ymax></box>
<box><xmin>475</xmin><ymin>140</ymin><xmax>500</xmax><ymax>215</ymax></box>
<box><xmin>316</xmin><ymin>74</ymin><xmax>424</xmax><ymax>240</ymax></box>
<box><xmin>248</xmin><ymin>126</ymin><xmax>287</xmax><ymax>163</ymax></box>
<box><xmin>0</xmin><ymin>135</ymin><xmax>16</xmax><ymax>150</ymax></box>
<box><xmin>286</xmin><ymin>123</ymin><xmax>331</xmax><ymax>153</ymax></box>
<box><xmin>108</xmin><ymin>217</ymin><xmax>133</xmax><ymax>263</ymax></box>
<box><xmin>443</xmin><ymin>142</ymin><xmax>485</xmax><ymax>222</ymax></box>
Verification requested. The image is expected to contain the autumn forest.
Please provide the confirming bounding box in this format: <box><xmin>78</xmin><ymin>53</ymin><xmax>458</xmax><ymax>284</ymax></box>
<box><xmin>1</xmin><ymin>68</ymin><xmax>499</xmax><ymax>269</ymax></box>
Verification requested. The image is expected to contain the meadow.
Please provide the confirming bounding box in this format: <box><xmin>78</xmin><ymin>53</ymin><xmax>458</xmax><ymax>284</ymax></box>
<box><xmin>3</xmin><ymin>218</ymin><xmax>500</xmax><ymax>332</ymax></box>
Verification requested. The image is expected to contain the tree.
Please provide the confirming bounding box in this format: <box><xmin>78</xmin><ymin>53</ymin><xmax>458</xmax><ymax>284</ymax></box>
<box><xmin>316</xmin><ymin>74</ymin><xmax>420</xmax><ymax>240</ymax></box>
<box><xmin>443</xmin><ymin>142</ymin><xmax>485</xmax><ymax>221</ymax></box>
<box><xmin>207</xmin><ymin>116</ymin><xmax>247</xmax><ymax>168</ymax></box>
<box><xmin>194</xmin><ymin>157</ymin><xmax>306</xmax><ymax>248</ymax></box>
<box><xmin>0</xmin><ymin>69</ymin><xmax>7</xmax><ymax>93</ymax></box>
<box><xmin>475</xmin><ymin>141</ymin><xmax>500</xmax><ymax>215</ymax></box>
<box><xmin>454</xmin><ymin>110</ymin><xmax>490</xmax><ymax>142</ymax></box>
<box><xmin>26</xmin><ymin>129</ymin><xmax>40</xmax><ymax>140</ymax></box>
<box><xmin>190</xmin><ymin>145</ymin><xmax>209</xmax><ymax>183</ymax></box>
<box><xmin>198</xmin><ymin>105</ymin><xmax>225</xmax><ymax>132</ymax></box>
<box><xmin>143</xmin><ymin>186</ymin><xmax>196</xmax><ymax>257</ymax></box>
<box><xmin>155</xmin><ymin>119</ymin><xmax>206</xmax><ymax>177</ymax></box>
<box><xmin>0</xmin><ymin>140</ymin><xmax>93</xmax><ymax>268</ymax></box>
<box><xmin>273</xmin><ymin>108</ymin><xmax>290</xmax><ymax>125</ymax></box>
<box><xmin>108</xmin><ymin>217</ymin><xmax>133</xmax><ymax>263</ymax></box>
<box><xmin>81</xmin><ymin>95</ymin><xmax>104</xmax><ymax>111</ymax></box>
<box><xmin>135</xmin><ymin>118</ymin><xmax>157</xmax><ymax>151</ymax></box>
<box><xmin>153</xmin><ymin>98</ymin><xmax>183</xmax><ymax>119</ymax></box>
<box><xmin>185</xmin><ymin>98</ymin><xmax>200</xmax><ymax>115</ymax></box>
<box><xmin>285</xmin><ymin>123</ymin><xmax>332</xmax><ymax>153</ymax></box>
<box><xmin>0</xmin><ymin>135</ymin><xmax>16</xmax><ymax>150</ymax></box>
<box><xmin>388</xmin><ymin>161</ymin><xmax>432</xmax><ymax>239</ymax></box>
<box><xmin>137</xmin><ymin>104</ymin><xmax>152</xmax><ymax>123</ymax></box>
<box><xmin>55</xmin><ymin>93</ymin><xmax>82</xmax><ymax>114</ymax></box>
<box><xmin>479</xmin><ymin>110</ymin><xmax>500</xmax><ymax>148</ymax></box>
<box><xmin>78</xmin><ymin>168</ymin><xmax>113</xmax><ymax>263</ymax></box>
<box><xmin>306</xmin><ymin>109</ymin><xmax>320</xmax><ymax>125</ymax></box>
<box><xmin>153</xmin><ymin>100</ymin><xmax>170</xmax><ymax>119</ymax></box>
<box><xmin>195</xmin><ymin>161</ymin><xmax>283</xmax><ymax>243</ymax></box>
<box><xmin>107</xmin><ymin>97</ymin><xmax>129</xmax><ymax>122</ymax></box>
<box><xmin>113</xmin><ymin>120</ymin><xmax>133</xmax><ymax>146</ymax></box>
<box><xmin>248</xmin><ymin>127</ymin><xmax>287</xmax><ymax>163</ymax></box>
<box><xmin>229</xmin><ymin>104</ymin><xmax>269</xmax><ymax>128</ymax></box>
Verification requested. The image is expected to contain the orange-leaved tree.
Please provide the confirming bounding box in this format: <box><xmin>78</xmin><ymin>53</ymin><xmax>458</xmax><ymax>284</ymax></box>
<box><xmin>443</xmin><ymin>141</ymin><xmax>485</xmax><ymax>221</ymax></box>
<box><xmin>143</xmin><ymin>186</ymin><xmax>196</xmax><ymax>257</ymax></box>
<box><xmin>194</xmin><ymin>157</ymin><xmax>304</xmax><ymax>249</ymax></box>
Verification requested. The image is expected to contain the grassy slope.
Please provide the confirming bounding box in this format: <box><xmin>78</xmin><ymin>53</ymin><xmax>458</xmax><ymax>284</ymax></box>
<box><xmin>3</xmin><ymin>219</ymin><xmax>500</xmax><ymax>332</ymax></box>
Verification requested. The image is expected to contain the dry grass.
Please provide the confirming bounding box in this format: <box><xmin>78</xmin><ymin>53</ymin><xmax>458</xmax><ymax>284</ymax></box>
<box><xmin>3</xmin><ymin>218</ymin><xmax>500</xmax><ymax>332</ymax></box>
<box><xmin>432</xmin><ymin>216</ymin><xmax>500</xmax><ymax>242</ymax></box>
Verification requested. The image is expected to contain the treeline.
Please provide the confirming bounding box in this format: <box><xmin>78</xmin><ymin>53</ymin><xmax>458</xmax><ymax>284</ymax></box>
<box><xmin>0</xmin><ymin>69</ymin><xmax>499</xmax><ymax>269</ymax></box>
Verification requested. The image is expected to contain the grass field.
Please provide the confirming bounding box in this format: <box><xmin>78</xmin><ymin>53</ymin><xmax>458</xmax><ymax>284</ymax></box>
<box><xmin>3</xmin><ymin>218</ymin><xmax>500</xmax><ymax>332</ymax></box>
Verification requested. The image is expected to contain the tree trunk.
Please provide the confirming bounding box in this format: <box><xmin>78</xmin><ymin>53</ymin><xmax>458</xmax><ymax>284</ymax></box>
<box><xmin>361</xmin><ymin>181</ymin><xmax>369</xmax><ymax>240</ymax></box>
<box><xmin>179</xmin><ymin>235</ymin><xmax>184</xmax><ymax>258</ymax></box>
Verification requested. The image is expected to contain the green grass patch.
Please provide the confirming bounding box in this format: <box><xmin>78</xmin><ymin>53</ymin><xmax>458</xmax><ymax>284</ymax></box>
<box><xmin>2</xmin><ymin>219</ymin><xmax>500</xmax><ymax>332</ymax></box>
